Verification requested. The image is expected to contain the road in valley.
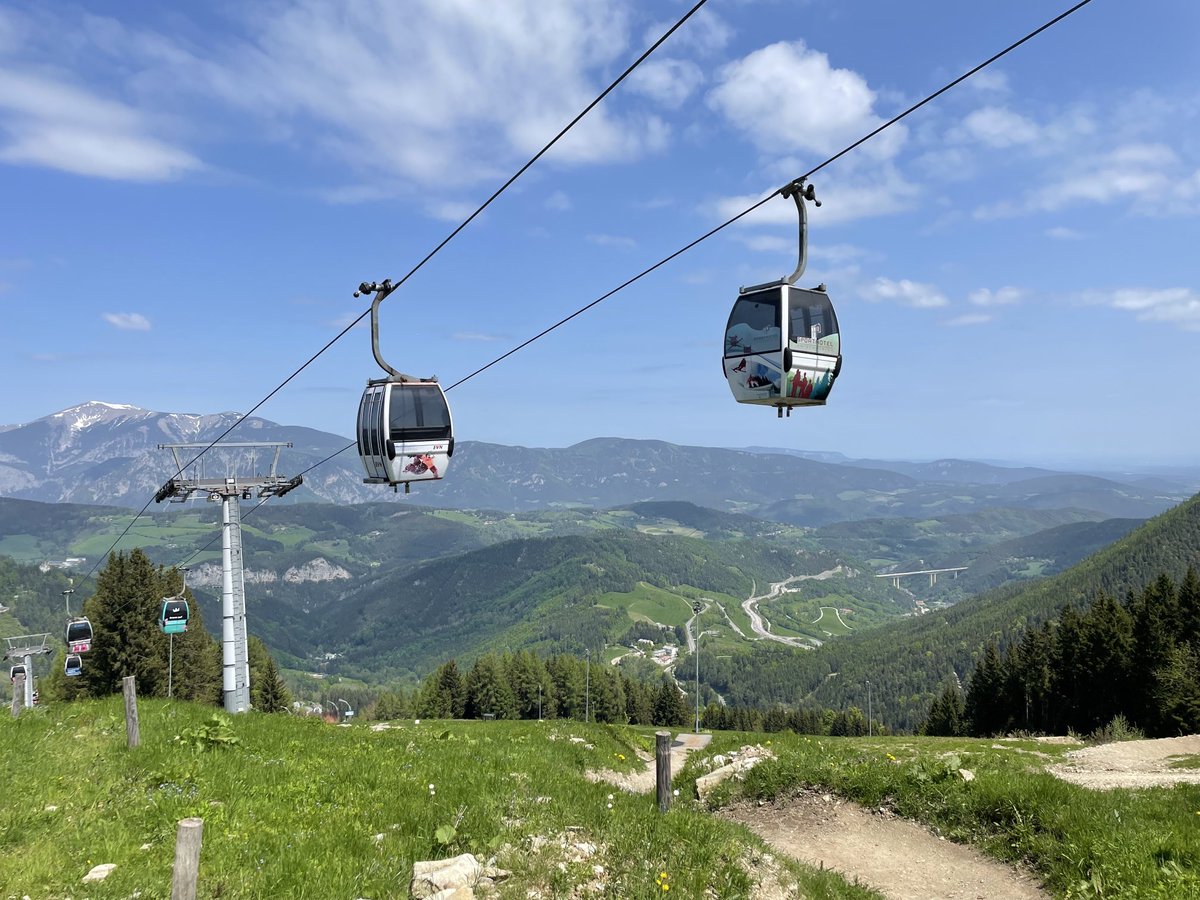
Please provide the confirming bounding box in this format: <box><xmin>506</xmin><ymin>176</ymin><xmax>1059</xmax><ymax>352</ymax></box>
<box><xmin>741</xmin><ymin>567</ymin><xmax>845</xmax><ymax>648</ymax></box>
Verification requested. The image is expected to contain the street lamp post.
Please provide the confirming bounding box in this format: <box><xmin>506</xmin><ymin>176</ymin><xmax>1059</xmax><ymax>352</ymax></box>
<box><xmin>867</xmin><ymin>679</ymin><xmax>872</xmax><ymax>737</ymax></box>
<box><xmin>584</xmin><ymin>649</ymin><xmax>590</xmax><ymax>724</ymax></box>
<box><xmin>692</xmin><ymin>601</ymin><xmax>703</xmax><ymax>733</ymax></box>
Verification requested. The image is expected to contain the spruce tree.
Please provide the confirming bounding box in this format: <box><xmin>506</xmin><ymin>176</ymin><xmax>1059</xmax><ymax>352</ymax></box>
<box><xmin>248</xmin><ymin>635</ymin><xmax>291</xmax><ymax>712</ymax></box>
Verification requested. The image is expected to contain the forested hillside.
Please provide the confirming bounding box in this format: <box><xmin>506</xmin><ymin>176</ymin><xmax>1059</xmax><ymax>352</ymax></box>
<box><xmin>313</xmin><ymin>529</ymin><xmax>851</xmax><ymax>682</ymax></box>
<box><xmin>701</xmin><ymin>491</ymin><xmax>1200</xmax><ymax>731</ymax></box>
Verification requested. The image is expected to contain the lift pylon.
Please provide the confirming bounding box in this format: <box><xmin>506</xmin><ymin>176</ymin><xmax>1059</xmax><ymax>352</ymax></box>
<box><xmin>154</xmin><ymin>442</ymin><xmax>302</xmax><ymax>713</ymax></box>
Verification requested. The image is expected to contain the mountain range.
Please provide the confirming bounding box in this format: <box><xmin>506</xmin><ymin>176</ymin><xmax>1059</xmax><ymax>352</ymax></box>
<box><xmin>1</xmin><ymin>401</ymin><xmax>1190</xmax><ymax>523</ymax></box>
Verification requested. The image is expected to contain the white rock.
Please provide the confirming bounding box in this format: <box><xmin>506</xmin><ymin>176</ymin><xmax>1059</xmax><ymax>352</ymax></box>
<box><xmin>83</xmin><ymin>863</ymin><xmax>117</xmax><ymax>883</ymax></box>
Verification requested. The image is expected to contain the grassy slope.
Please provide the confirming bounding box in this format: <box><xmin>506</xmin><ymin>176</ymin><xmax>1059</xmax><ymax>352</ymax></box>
<box><xmin>6</xmin><ymin>698</ymin><xmax>1196</xmax><ymax>899</ymax></box>
<box><xmin>693</xmin><ymin>730</ymin><xmax>1200</xmax><ymax>899</ymax></box>
<box><xmin>0</xmin><ymin>698</ymin><xmax>871</xmax><ymax>899</ymax></box>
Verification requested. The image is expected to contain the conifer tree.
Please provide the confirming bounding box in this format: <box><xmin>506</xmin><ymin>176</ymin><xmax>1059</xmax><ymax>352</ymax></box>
<box><xmin>248</xmin><ymin>635</ymin><xmax>291</xmax><ymax>712</ymax></box>
<box><xmin>465</xmin><ymin>654</ymin><xmax>516</xmax><ymax>719</ymax></box>
<box><xmin>921</xmin><ymin>682</ymin><xmax>966</xmax><ymax>736</ymax></box>
<box><xmin>417</xmin><ymin>660</ymin><xmax>466</xmax><ymax>718</ymax></box>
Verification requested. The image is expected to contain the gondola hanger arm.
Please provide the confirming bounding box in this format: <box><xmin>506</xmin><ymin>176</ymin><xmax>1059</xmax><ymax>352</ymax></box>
<box><xmin>353</xmin><ymin>280</ymin><xmax>433</xmax><ymax>383</ymax></box>
<box><xmin>778</xmin><ymin>178</ymin><xmax>821</xmax><ymax>287</ymax></box>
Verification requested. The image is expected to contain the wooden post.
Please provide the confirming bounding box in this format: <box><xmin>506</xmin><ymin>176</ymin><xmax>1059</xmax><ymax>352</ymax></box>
<box><xmin>123</xmin><ymin>675</ymin><xmax>140</xmax><ymax>748</ymax></box>
<box><xmin>171</xmin><ymin>817</ymin><xmax>204</xmax><ymax>900</ymax></box>
<box><xmin>655</xmin><ymin>731</ymin><xmax>672</xmax><ymax>813</ymax></box>
<box><xmin>11</xmin><ymin>674</ymin><xmax>23</xmax><ymax>718</ymax></box>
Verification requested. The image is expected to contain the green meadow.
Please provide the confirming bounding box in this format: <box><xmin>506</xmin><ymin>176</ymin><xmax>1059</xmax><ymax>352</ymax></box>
<box><xmin>4</xmin><ymin>698</ymin><xmax>1199</xmax><ymax>898</ymax></box>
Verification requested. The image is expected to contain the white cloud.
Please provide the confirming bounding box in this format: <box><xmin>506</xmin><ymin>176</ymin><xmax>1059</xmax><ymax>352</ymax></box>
<box><xmin>968</xmin><ymin>287</ymin><xmax>1024</xmax><ymax>307</ymax></box>
<box><xmin>1046</xmin><ymin>226</ymin><xmax>1083</xmax><ymax>240</ymax></box>
<box><xmin>208</xmin><ymin>0</ymin><xmax>662</xmax><ymax>184</ymax></box>
<box><xmin>945</xmin><ymin>313</ymin><xmax>993</xmax><ymax>327</ymax></box>
<box><xmin>707</xmin><ymin>40</ymin><xmax>905</xmax><ymax>160</ymax></box>
<box><xmin>1</xmin><ymin>2</ymin><xmax>674</xmax><ymax>188</ymax></box>
<box><xmin>861</xmin><ymin>277</ymin><xmax>948</xmax><ymax>309</ymax></box>
<box><xmin>961</xmin><ymin>106</ymin><xmax>1040</xmax><ymax>148</ymax></box>
<box><xmin>1083</xmin><ymin>287</ymin><xmax>1200</xmax><ymax>331</ymax></box>
<box><xmin>452</xmin><ymin>331</ymin><xmax>505</xmax><ymax>342</ymax></box>
<box><xmin>0</xmin><ymin>69</ymin><xmax>198</xmax><ymax>181</ymax></box>
<box><xmin>103</xmin><ymin>312</ymin><xmax>151</xmax><ymax>331</ymax></box>
<box><xmin>643</xmin><ymin>8</ymin><xmax>732</xmax><ymax>56</ymax></box>
<box><xmin>977</xmin><ymin>142</ymin><xmax>1199</xmax><ymax>218</ymax></box>
<box><xmin>545</xmin><ymin>191</ymin><xmax>572</xmax><ymax>212</ymax></box>
<box><xmin>627</xmin><ymin>58</ymin><xmax>704</xmax><ymax>108</ymax></box>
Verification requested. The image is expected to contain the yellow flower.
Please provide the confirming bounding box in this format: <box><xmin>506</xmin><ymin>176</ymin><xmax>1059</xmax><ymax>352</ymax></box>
<box><xmin>662</xmin><ymin>885</ymin><xmax>670</xmax><ymax>892</ymax></box>
<box><xmin>660</xmin><ymin>872</ymin><xmax>668</xmax><ymax>879</ymax></box>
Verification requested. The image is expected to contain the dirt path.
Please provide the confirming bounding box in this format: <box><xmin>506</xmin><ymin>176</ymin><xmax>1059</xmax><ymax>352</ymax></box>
<box><xmin>721</xmin><ymin>792</ymin><xmax>1048</xmax><ymax>900</ymax></box>
<box><xmin>1049</xmin><ymin>734</ymin><xmax>1200</xmax><ymax>789</ymax></box>
<box><xmin>586</xmin><ymin>732</ymin><xmax>712</xmax><ymax>793</ymax></box>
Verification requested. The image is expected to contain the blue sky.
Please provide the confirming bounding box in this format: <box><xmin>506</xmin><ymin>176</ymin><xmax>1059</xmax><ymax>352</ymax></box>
<box><xmin>2</xmin><ymin>0</ymin><xmax>1197</xmax><ymax>470</ymax></box>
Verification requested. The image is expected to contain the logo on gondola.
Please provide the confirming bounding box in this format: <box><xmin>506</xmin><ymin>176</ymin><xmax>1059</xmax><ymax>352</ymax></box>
<box><xmin>70</xmin><ymin>640</ymin><xmax>91</xmax><ymax>654</ymax></box>
<box><xmin>404</xmin><ymin>454</ymin><xmax>440</xmax><ymax>478</ymax></box>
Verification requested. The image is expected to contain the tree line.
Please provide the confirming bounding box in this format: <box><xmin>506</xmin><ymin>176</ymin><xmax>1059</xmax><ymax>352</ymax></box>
<box><xmin>41</xmin><ymin>549</ymin><xmax>291</xmax><ymax>712</ymax></box>
<box><xmin>923</xmin><ymin>568</ymin><xmax>1200</xmax><ymax>737</ymax></box>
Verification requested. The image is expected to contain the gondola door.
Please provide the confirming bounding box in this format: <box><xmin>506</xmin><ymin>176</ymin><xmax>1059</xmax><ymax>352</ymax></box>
<box><xmin>723</xmin><ymin>285</ymin><xmax>785</xmax><ymax>406</ymax></box>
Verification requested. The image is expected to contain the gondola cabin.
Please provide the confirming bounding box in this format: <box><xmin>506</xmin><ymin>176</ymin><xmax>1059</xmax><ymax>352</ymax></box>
<box><xmin>65</xmin><ymin>654</ymin><xmax>82</xmax><ymax>677</ymax></box>
<box><xmin>723</xmin><ymin>282</ymin><xmax>841</xmax><ymax>410</ymax></box>
<box><xmin>160</xmin><ymin>599</ymin><xmax>189</xmax><ymax>635</ymax></box>
<box><xmin>357</xmin><ymin>380</ymin><xmax>454</xmax><ymax>489</ymax></box>
<box><xmin>9</xmin><ymin>664</ymin><xmax>25</xmax><ymax>683</ymax></box>
<box><xmin>65</xmin><ymin>617</ymin><xmax>93</xmax><ymax>653</ymax></box>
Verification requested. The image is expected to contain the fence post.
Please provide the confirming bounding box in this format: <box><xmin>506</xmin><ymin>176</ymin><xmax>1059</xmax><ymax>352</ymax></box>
<box><xmin>11</xmin><ymin>674</ymin><xmax>23</xmax><ymax>718</ymax></box>
<box><xmin>171</xmin><ymin>817</ymin><xmax>204</xmax><ymax>900</ymax></box>
<box><xmin>123</xmin><ymin>675</ymin><xmax>140</xmax><ymax>748</ymax></box>
<box><xmin>655</xmin><ymin>731</ymin><xmax>672</xmax><ymax>813</ymax></box>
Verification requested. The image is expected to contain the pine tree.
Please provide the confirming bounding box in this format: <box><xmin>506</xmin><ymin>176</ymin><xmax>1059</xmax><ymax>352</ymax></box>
<box><xmin>653</xmin><ymin>676</ymin><xmax>688</xmax><ymax>727</ymax></box>
<box><xmin>248</xmin><ymin>635</ymin><xmax>291</xmax><ymax>712</ymax></box>
<box><xmin>465</xmin><ymin>654</ymin><xmax>516</xmax><ymax>719</ymax></box>
<box><xmin>417</xmin><ymin>660</ymin><xmax>466</xmax><ymax>718</ymax></box>
<box><xmin>964</xmin><ymin>642</ymin><xmax>1005</xmax><ymax>736</ymax></box>
<box><xmin>921</xmin><ymin>682</ymin><xmax>966</xmax><ymax>736</ymax></box>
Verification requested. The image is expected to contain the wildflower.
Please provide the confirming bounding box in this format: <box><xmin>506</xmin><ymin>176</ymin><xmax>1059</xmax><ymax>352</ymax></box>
<box><xmin>606</xmin><ymin>802</ymin><xmax>613</xmax><ymax>809</ymax></box>
<box><xmin>672</xmin><ymin>789</ymin><xmax>679</xmax><ymax>797</ymax></box>
<box><xmin>607</xmin><ymin>794</ymin><xmax>614</xmax><ymax>800</ymax></box>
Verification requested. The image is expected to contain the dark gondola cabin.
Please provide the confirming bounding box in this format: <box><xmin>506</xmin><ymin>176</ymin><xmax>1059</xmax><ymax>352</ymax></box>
<box><xmin>65</xmin><ymin>617</ymin><xmax>93</xmax><ymax>653</ymax></box>
<box><xmin>724</xmin><ymin>283</ymin><xmax>840</xmax><ymax>408</ymax></box>
<box><xmin>10</xmin><ymin>664</ymin><xmax>25</xmax><ymax>683</ymax></box>
<box><xmin>357</xmin><ymin>380</ymin><xmax>454</xmax><ymax>488</ymax></box>
<box><xmin>65</xmin><ymin>654</ymin><xmax>82</xmax><ymax>677</ymax></box>
<box><xmin>160</xmin><ymin>599</ymin><xmax>189</xmax><ymax>635</ymax></box>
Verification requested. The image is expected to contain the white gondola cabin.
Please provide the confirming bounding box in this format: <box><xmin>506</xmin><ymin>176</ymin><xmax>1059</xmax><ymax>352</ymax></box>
<box><xmin>357</xmin><ymin>380</ymin><xmax>454</xmax><ymax>488</ymax></box>
<box><xmin>10</xmin><ymin>664</ymin><xmax>25</xmax><ymax>683</ymax></box>
<box><xmin>723</xmin><ymin>283</ymin><xmax>840</xmax><ymax>408</ymax></box>
<box><xmin>722</xmin><ymin>178</ymin><xmax>841</xmax><ymax>416</ymax></box>
<box><xmin>352</xmin><ymin>279</ymin><xmax>454</xmax><ymax>491</ymax></box>
<box><xmin>65</xmin><ymin>654</ymin><xmax>82</xmax><ymax>677</ymax></box>
<box><xmin>65</xmin><ymin>617</ymin><xmax>93</xmax><ymax>654</ymax></box>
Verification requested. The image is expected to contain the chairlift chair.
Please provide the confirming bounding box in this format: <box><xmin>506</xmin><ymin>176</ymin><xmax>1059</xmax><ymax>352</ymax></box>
<box><xmin>353</xmin><ymin>280</ymin><xmax>454</xmax><ymax>491</ymax></box>
<box><xmin>722</xmin><ymin>179</ymin><xmax>842</xmax><ymax>416</ymax></box>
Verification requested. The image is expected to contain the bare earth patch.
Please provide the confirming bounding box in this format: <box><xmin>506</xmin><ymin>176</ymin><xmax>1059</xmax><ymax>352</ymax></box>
<box><xmin>1049</xmin><ymin>734</ymin><xmax>1200</xmax><ymax>790</ymax></box>
<box><xmin>720</xmin><ymin>792</ymin><xmax>1048</xmax><ymax>900</ymax></box>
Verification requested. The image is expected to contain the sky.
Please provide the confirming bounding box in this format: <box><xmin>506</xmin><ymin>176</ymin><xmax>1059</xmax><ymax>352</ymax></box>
<box><xmin>2</xmin><ymin>0</ymin><xmax>1198</xmax><ymax>471</ymax></box>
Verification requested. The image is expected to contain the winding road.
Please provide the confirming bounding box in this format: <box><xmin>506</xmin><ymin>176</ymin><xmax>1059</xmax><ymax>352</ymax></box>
<box><xmin>741</xmin><ymin>567</ymin><xmax>846</xmax><ymax>648</ymax></box>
